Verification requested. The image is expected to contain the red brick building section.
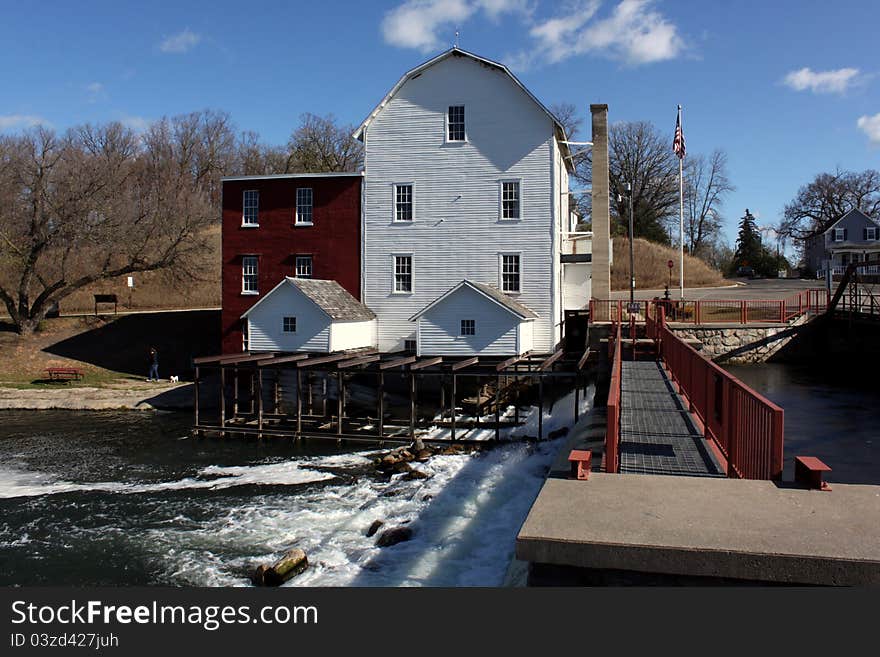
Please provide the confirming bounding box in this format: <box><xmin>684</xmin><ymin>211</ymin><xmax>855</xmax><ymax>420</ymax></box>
<box><xmin>221</xmin><ymin>173</ymin><xmax>362</xmax><ymax>353</ymax></box>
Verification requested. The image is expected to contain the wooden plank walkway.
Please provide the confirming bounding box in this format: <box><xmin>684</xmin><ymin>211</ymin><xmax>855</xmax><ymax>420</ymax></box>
<box><xmin>619</xmin><ymin>360</ymin><xmax>723</xmax><ymax>477</ymax></box>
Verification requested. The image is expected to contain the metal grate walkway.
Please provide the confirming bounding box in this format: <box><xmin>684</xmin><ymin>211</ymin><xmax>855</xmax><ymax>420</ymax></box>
<box><xmin>619</xmin><ymin>360</ymin><xmax>724</xmax><ymax>477</ymax></box>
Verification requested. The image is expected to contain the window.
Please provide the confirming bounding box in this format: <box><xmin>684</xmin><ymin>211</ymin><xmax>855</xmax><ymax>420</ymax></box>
<box><xmin>404</xmin><ymin>339</ymin><xmax>417</xmax><ymax>352</ymax></box>
<box><xmin>501</xmin><ymin>181</ymin><xmax>520</xmax><ymax>220</ymax></box>
<box><xmin>296</xmin><ymin>188</ymin><xmax>313</xmax><ymax>225</ymax></box>
<box><xmin>242</xmin><ymin>321</ymin><xmax>249</xmax><ymax>352</ymax></box>
<box><xmin>447</xmin><ymin>105</ymin><xmax>465</xmax><ymax>141</ymax></box>
<box><xmin>295</xmin><ymin>255</ymin><xmax>313</xmax><ymax>278</ymax></box>
<box><xmin>866</xmin><ymin>227</ymin><xmax>877</xmax><ymax>241</ymax></box>
<box><xmin>394</xmin><ymin>255</ymin><xmax>412</xmax><ymax>293</ymax></box>
<box><xmin>395</xmin><ymin>184</ymin><xmax>413</xmax><ymax>222</ymax></box>
<box><xmin>283</xmin><ymin>317</ymin><xmax>297</xmax><ymax>333</ymax></box>
<box><xmin>243</xmin><ymin>190</ymin><xmax>259</xmax><ymax>226</ymax></box>
<box><xmin>501</xmin><ymin>254</ymin><xmax>521</xmax><ymax>293</ymax></box>
<box><xmin>834</xmin><ymin>228</ymin><xmax>846</xmax><ymax>242</ymax></box>
<box><xmin>242</xmin><ymin>256</ymin><xmax>258</xmax><ymax>294</ymax></box>
<box><xmin>460</xmin><ymin>319</ymin><xmax>475</xmax><ymax>336</ymax></box>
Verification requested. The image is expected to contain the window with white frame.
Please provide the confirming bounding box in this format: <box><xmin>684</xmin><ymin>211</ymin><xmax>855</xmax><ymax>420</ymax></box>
<box><xmin>460</xmin><ymin>319</ymin><xmax>475</xmax><ymax>336</ymax></box>
<box><xmin>501</xmin><ymin>254</ymin><xmax>521</xmax><ymax>293</ymax></box>
<box><xmin>404</xmin><ymin>339</ymin><xmax>417</xmax><ymax>352</ymax></box>
<box><xmin>394</xmin><ymin>255</ymin><xmax>412</xmax><ymax>293</ymax></box>
<box><xmin>296</xmin><ymin>188</ymin><xmax>313</xmax><ymax>225</ymax></box>
<box><xmin>295</xmin><ymin>255</ymin><xmax>313</xmax><ymax>278</ymax></box>
<box><xmin>283</xmin><ymin>316</ymin><xmax>297</xmax><ymax>333</ymax></box>
<box><xmin>395</xmin><ymin>184</ymin><xmax>413</xmax><ymax>222</ymax></box>
<box><xmin>501</xmin><ymin>181</ymin><xmax>520</xmax><ymax>220</ymax></box>
<box><xmin>834</xmin><ymin>228</ymin><xmax>846</xmax><ymax>242</ymax></box>
<box><xmin>243</xmin><ymin>190</ymin><xmax>259</xmax><ymax>226</ymax></box>
<box><xmin>447</xmin><ymin>105</ymin><xmax>465</xmax><ymax>141</ymax></box>
<box><xmin>866</xmin><ymin>227</ymin><xmax>877</xmax><ymax>241</ymax></box>
<box><xmin>242</xmin><ymin>256</ymin><xmax>258</xmax><ymax>294</ymax></box>
<box><xmin>242</xmin><ymin>321</ymin><xmax>249</xmax><ymax>351</ymax></box>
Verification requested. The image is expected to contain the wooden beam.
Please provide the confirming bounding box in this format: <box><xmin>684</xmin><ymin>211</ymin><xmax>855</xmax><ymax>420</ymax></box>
<box><xmin>537</xmin><ymin>349</ymin><xmax>564</xmax><ymax>372</ymax></box>
<box><xmin>451</xmin><ymin>356</ymin><xmax>479</xmax><ymax>371</ymax></box>
<box><xmin>258</xmin><ymin>353</ymin><xmax>309</xmax><ymax>367</ymax></box>
<box><xmin>410</xmin><ymin>356</ymin><xmax>443</xmax><ymax>371</ymax></box>
<box><xmin>215</xmin><ymin>352</ymin><xmax>277</xmax><ymax>366</ymax></box>
<box><xmin>337</xmin><ymin>354</ymin><xmax>381</xmax><ymax>369</ymax></box>
<box><xmin>296</xmin><ymin>352</ymin><xmax>351</xmax><ymax>368</ymax></box>
<box><xmin>577</xmin><ymin>347</ymin><xmax>592</xmax><ymax>370</ymax></box>
<box><xmin>379</xmin><ymin>355</ymin><xmax>417</xmax><ymax>370</ymax></box>
<box><xmin>496</xmin><ymin>352</ymin><xmax>530</xmax><ymax>372</ymax></box>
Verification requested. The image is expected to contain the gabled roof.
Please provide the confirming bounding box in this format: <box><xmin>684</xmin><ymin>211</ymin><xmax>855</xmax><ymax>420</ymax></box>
<box><xmin>353</xmin><ymin>47</ymin><xmax>573</xmax><ymax>172</ymax></box>
<box><xmin>241</xmin><ymin>278</ymin><xmax>376</xmax><ymax>321</ymax></box>
<box><xmin>824</xmin><ymin>208</ymin><xmax>879</xmax><ymax>233</ymax></box>
<box><xmin>409</xmin><ymin>280</ymin><xmax>538</xmax><ymax>322</ymax></box>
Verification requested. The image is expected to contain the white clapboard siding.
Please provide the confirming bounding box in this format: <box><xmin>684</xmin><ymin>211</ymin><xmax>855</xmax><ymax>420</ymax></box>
<box><xmin>363</xmin><ymin>54</ymin><xmax>562</xmax><ymax>354</ymax></box>
<box><xmin>330</xmin><ymin>320</ymin><xmax>378</xmax><ymax>352</ymax></box>
<box><xmin>415</xmin><ymin>283</ymin><xmax>528</xmax><ymax>356</ymax></box>
<box><xmin>246</xmin><ymin>283</ymin><xmax>331</xmax><ymax>353</ymax></box>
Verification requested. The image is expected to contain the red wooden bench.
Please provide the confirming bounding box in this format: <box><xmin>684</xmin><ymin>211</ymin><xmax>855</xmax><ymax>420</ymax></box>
<box><xmin>794</xmin><ymin>456</ymin><xmax>832</xmax><ymax>491</ymax></box>
<box><xmin>45</xmin><ymin>367</ymin><xmax>84</xmax><ymax>382</ymax></box>
<box><xmin>568</xmin><ymin>450</ymin><xmax>593</xmax><ymax>480</ymax></box>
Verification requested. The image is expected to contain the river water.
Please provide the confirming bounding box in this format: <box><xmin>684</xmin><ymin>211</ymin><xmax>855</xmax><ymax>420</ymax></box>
<box><xmin>725</xmin><ymin>363</ymin><xmax>880</xmax><ymax>485</ymax></box>
<box><xmin>0</xmin><ymin>392</ymin><xmax>586</xmax><ymax>587</ymax></box>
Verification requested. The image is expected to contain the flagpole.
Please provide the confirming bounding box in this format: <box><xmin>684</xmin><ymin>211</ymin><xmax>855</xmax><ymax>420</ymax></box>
<box><xmin>678</xmin><ymin>105</ymin><xmax>684</xmax><ymax>300</ymax></box>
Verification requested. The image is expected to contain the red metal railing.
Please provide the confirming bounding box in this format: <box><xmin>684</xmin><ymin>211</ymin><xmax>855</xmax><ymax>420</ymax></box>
<box><xmin>654</xmin><ymin>308</ymin><xmax>784</xmax><ymax>480</ymax></box>
<box><xmin>605</xmin><ymin>321</ymin><xmax>622</xmax><ymax>474</ymax></box>
<box><xmin>590</xmin><ymin>289</ymin><xmax>827</xmax><ymax>326</ymax></box>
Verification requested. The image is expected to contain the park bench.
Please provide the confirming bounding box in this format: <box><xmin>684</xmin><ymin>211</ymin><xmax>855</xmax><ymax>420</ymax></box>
<box><xmin>794</xmin><ymin>456</ymin><xmax>832</xmax><ymax>491</ymax></box>
<box><xmin>44</xmin><ymin>367</ymin><xmax>84</xmax><ymax>382</ymax></box>
<box><xmin>568</xmin><ymin>449</ymin><xmax>593</xmax><ymax>480</ymax></box>
<box><xmin>94</xmin><ymin>293</ymin><xmax>118</xmax><ymax>315</ymax></box>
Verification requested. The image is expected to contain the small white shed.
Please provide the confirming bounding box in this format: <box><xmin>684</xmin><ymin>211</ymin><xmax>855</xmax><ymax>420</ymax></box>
<box><xmin>242</xmin><ymin>278</ymin><xmax>376</xmax><ymax>353</ymax></box>
<box><xmin>409</xmin><ymin>280</ymin><xmax>537</xmax><ymax>357</ymax></box>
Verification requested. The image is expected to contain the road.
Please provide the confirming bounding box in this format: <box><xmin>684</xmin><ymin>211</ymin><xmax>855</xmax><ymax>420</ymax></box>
<box><xmin>609</xmin><ymin>278</ymin><xmax>826</xmax><ymax>301</ymax></box>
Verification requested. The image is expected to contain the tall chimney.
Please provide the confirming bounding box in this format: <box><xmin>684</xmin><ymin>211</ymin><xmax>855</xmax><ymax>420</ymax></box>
<box><xmin>590</xmin><ymin>104</ymin><xmax>611</xmax><ymax>300</ymax></box>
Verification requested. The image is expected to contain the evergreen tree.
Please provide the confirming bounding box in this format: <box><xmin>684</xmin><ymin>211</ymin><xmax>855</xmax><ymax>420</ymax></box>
<box><xmin>733</xmin><ymin>209</ymin><xmax>762</xmax><ymax>269</ymax></box>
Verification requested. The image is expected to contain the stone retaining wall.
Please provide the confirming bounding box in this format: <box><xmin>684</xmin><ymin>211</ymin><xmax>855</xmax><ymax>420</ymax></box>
<box><xmin>670</xmin><ymin>315</ymin><xmax>809</xmax><ymax>363</ymax></box>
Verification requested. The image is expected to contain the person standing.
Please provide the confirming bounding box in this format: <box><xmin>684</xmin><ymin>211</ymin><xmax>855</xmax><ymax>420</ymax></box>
<box><xmin>148</xmin><ymin>347</ymin><xmax>159</xmax><ymax>382</ymax></box>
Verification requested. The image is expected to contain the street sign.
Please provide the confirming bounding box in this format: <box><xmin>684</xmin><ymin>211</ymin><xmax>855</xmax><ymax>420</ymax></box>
<box><xmin>627</xmin><ymin>302</ymin><xmax>640</xmax><ymax>314</ymax></box>
<box><xmin>127</xmin><ymin>276</ymin><xmax>134</xmax><ymax>288</ymax></box>
<box><xmin>667</xmin><ymin>260</ymin><xmax>674</xmax><ymax>269</ymax></box>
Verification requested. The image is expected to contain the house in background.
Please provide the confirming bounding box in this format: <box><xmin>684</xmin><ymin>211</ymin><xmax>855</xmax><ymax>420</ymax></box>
<box><xmin>242</xmin><ymin>278</ymin><xmax>375</xmax><ymax>353</ymax></box>
<box><xmin>804</xmin><ymin>209</ymin><xmax>880</xmax><ymax>277</ymax></box>
<box><xmin>355</xmin><ymin>47</ymin><xmax>587</xmax><ymax>357</ymax></box>
<box><xmin>220</xmin><ymin>173</ymin><xmax>362</xmax><ymax>353</ymax></box>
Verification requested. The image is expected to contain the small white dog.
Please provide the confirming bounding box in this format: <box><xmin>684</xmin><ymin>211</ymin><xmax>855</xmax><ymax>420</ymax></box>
<box><xmin>170</xmin><ymin>375</ymin><xmax>179</xmax><ymax>383</ymax></box>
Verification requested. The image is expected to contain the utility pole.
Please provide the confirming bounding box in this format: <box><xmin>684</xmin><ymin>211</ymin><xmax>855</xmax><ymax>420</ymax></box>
<box><xmin>627</xmin><ymin>182</ymin><xmax>635</xmax><ymax>307</ymax></box>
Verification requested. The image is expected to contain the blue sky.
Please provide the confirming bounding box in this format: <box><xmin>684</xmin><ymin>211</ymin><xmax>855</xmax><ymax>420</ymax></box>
<box><xmin>2</xmin><ymin>0</ymin><xmax>878</xmax><ymax>248</ymax></box>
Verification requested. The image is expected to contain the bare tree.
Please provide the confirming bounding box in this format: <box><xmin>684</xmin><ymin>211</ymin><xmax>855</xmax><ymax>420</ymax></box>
<box><xmin>288</xmin><ymin>113</ymin><xmax>363</xmax><ymax>172</ymax></box>
<box><xmin>608</xmin><ymin>121</ymin><xmax>680</xmax><ymax>244</ymax></box>
<box><xmin>236</xmin><ymin>130</ymin><xmax>296</xmax><ymax>176</ymax></box>
<box><xmin>683</xmin><ymin>150</ymin><xmax>734</xmax><ymax>257</ymax></box>
<box><xmin>550</xmin><ymin>102</ymin><xmax>591</xmax><ymax>224</ymax></box>
<box><xmin>780</xmin><ymin>168</ymin><xmax>880</xmax><ymax>240</ymax></box>
<box><xmin>0</xmin><ymin>119</ymin><xmax>215</xmax><ymax>334</ymax></box>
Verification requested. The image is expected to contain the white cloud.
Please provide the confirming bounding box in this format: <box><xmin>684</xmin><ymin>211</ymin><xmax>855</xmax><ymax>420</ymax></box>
<box><xmin>522</xmin><ymin>0</ymin><xmax>684</xmax><ymax>68</ymax></box>
<box><xmin>85</xmin><ymin>82</ymin><xmax>106</xmax><ymax>103</ymax></box>
<box><xmin>783</xmin><ymin>67</ymin><xmax>861</xmax><ymax>94</ymax></box>
<box><xmin>0</xmin><ymin>114</ymin><xmax>50</xmax><ymax>131</ymax></box>
<box><xmin>857</xmin><ymin>113</ymin><xmax>880</xmax><ymax>146</ymax></box>
<box><xmin>159</xmin><ymin>28</ymin><xmax>201</xmax><ymax>54</ymax></box>
<box><xmin>381</xmin><ymin>0</ymin><xmax>529</xmax><ymax>52</ymax></box>
<box><xmin>120</xmin><ymin>115</ymin><xmax>151</xmax><ymax>133</ymax></box>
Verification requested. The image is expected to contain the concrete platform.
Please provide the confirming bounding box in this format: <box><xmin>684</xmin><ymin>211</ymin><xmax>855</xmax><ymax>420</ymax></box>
<box><xmin>516</xmin><ymin>472</ymin><xmax>880</xmax><ymax>585</ymax></box>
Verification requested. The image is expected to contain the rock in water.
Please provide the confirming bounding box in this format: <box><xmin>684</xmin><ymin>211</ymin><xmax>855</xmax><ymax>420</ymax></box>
<box><xmin>366</xmin><ymin>520</ymin><xmax>385</xmax><ymax>537</ymax></box>
<box><xmin>375</xmin><ymin>526</ymin><xmax>413</xmax><ymax>548</ymax></box>
<box><xmin>261</xmin><ymin>549</ymin><xmax>309</xmax><ymax>586</ymax></box>
<box><xmin>405</xmin><ymin>469</ymin><xmax>430</xmax><ymax>480</ymax></box>
<box><xmin>251</xmin><ymin>564</ymin><xmax>269</xmax><ymax>587</ymax></box>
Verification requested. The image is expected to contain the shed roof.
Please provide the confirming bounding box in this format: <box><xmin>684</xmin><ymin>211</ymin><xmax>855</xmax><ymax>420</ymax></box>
<box><xmin>352</xmin><ymin>47</ymin><xmax>573</xmax><ymax>173</ymax></box>
<box><xmin>409</xmin><ymin>280</ymin><xmax>538</xmax><ymax>322</ymax></box>
<box><xmin>241</xmin><ymin>278</ymin><xmax>376</xmax><ymax>321</ymax></box>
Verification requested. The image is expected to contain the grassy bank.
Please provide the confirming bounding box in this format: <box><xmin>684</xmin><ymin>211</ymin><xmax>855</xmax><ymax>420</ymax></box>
<box><xmin>612</xmin><ymin>238</ymin><xmax>726</xmax><ymax>291</ymax></box>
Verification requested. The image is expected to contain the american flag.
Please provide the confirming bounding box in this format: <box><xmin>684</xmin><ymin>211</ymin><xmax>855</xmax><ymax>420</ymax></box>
<box><xmin>673</xmin><ymin>106</ymin><xmax>685</xmax><ymax>159</ymax></box>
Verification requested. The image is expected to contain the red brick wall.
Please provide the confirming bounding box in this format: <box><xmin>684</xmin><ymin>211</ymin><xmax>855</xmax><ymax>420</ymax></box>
<box><xmin>221</xmin><ymin>175</ymin><xmax>362</xmax><ymax>353</ymax></box>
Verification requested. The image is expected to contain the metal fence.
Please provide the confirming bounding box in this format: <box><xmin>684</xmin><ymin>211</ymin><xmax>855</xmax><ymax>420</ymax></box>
<box><xmin>605</xmin><ymin>321</ymin><xmax>622</xmax><ymax>474</ymax></box>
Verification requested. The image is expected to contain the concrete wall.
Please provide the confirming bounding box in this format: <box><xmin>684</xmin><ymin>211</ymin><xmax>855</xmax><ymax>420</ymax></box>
<box><xmin>671</xmin><ymin>316</ymin><xmax>808</xmax><ymax>363</ymax></box>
